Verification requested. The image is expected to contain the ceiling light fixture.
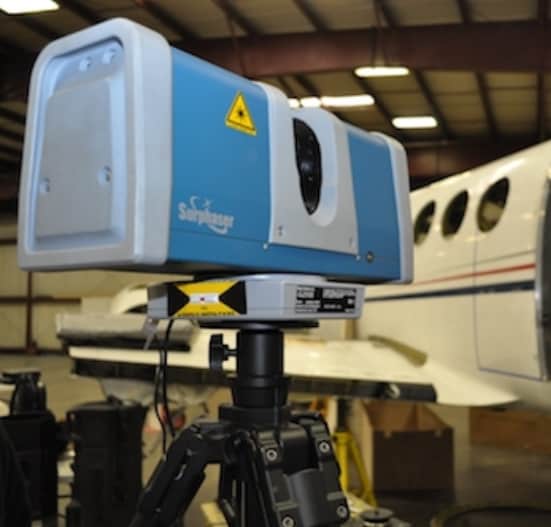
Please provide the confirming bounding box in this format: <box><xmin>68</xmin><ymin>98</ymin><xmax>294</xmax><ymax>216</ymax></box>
<box><xmin>288</xmin><ymin>98</ymin><xmax>301</xmax><ymax>108</ymax></box>
<box><xmin>0</xmin><ymin>0</ymin><xmax>59</xmax><ymax>14</ymax></box>
<box><xmin>293</xmin><ymin>95</ymin><xmax>374</xmax><ymax>109</ymax></box>
<box><xmin>354</xmin><ymin>66</ymin><xmax>410</xmax><ymax>78</ymax></box>
<box><xmin>299</xmin><ymin>97</ymin><xmax>322</xmax><ymax>108</ymax></box>
<box><xmin>392</xmin><ymin>116</ymin><xmax>438</xmax><ymax>129</ymax></box>
<box><xmin>320</xmin><ymin>94</ymin><xmax>374</xmax><ymax>108</ymax></box>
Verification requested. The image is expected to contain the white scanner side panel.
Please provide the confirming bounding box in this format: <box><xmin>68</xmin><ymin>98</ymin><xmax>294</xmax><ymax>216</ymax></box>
<box><xmin>258</xmin><ymin>83</ymin><xmax>358</xmax><ymax>256</ymax></box>
<box><xmin>18</xmin><ymin>18</ymin><xmax>172</xmax><ymax>270</ymax></box>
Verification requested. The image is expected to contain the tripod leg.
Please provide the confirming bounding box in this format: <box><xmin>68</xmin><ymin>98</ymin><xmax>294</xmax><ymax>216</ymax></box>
<box><xmin>218</xmin><ymin>430</ymin><xmax>275</xmax><ymax>527</ymax></box>
<box><xmin>293</xmin><ymin>414</ymin><xmax>350</xmax><ymax>526</ymax></box>
<box><xmin>130</xmin><ymin>421</ymin><xmax>227</xmax><ymax>527</ymax></box>
<box><xmin>225</xmin><ymin>416</ymin><xmax>349</xmax><ymax>527</ymax></box>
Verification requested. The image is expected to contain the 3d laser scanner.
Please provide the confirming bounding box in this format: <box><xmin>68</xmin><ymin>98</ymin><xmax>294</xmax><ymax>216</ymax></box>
<box><xmin>17</xmin><ymin>18</ymin><xmax>412</xmax><ymax>284</ymax></box>
<box><xmin>15</xmin><ymin>19</ymin><xmax>418</xmax><ymax>527</ymax></box>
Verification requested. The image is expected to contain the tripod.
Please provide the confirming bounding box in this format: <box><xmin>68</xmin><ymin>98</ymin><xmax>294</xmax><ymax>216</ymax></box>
<box><xmin>130</xmin><ymin>322</ymin><xmax>349</xmax><ymax>527</ymax></box>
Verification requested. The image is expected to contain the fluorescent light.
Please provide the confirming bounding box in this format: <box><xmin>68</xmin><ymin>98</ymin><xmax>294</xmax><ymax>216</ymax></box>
<box><xmin>320</xmin><ymin>94</ymin><xmax>374</xmax><ymax>108</ymax></box>
<box><xmin>392</xmin><ymin>116</ymin><xmax>438</xmax><ymax>129</ymax></box>
<box><xmin>295</xmin><ymin>94</ymin><xmax>374</xmax><ymax>109</ymax></box>
<box><xmin>0</xmin><ymin>0</ymin><xmax>59</xmax><ymax>14</ymax></box>
<box><xmin>355</xmin><ymin>66</ymin><xmax>410</xmax><ymax>78</ymax></box>
<box><xmin>300</xmin><ymin>97</ymin><xmax>322</xmax><ymax>108</ymax></box>
<box><xmin>288</xmin><ymin>98</ymin><xmax>300</xmax><ymax>108</ymax></box>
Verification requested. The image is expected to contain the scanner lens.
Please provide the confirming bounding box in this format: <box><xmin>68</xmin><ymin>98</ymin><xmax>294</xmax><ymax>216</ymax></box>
<box><xmin>293</xmin><ymin>118</ymin><xmax>322</xmax><ymax>215</ymax></box>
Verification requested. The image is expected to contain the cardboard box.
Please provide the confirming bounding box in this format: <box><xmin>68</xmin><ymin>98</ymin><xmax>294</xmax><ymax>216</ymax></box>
<box><xmin>470</xmin><ymin>407</ymin><xmax>551</xmax><ymax>453</ymax></box>
<box><xmin>347</xmin><ymin>400</ymin><xmax>454</xmax><ymax>491</ymax></box>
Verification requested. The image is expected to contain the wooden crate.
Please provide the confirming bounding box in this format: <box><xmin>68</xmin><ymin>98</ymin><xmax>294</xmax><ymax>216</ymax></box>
<box><xmin>347</xmin><ymin>400</ymin><xmax>454</xmax><ymax>491</ymax></box>
<box><xmin>470</xmin><ymin>407</ymin><xmax>551</xmax><ymax>453</ymax></box>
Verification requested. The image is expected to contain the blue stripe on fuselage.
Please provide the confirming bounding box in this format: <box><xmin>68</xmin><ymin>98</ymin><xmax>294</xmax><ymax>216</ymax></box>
<box><xmin>364</xmin><ymin>280</ymin><xmax>534</xmax><ymax>303</ymax></box>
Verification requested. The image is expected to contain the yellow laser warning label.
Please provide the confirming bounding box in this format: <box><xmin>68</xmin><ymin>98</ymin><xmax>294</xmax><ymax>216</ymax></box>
<box><xmin>225</xmin><ymin>92</ymin><xmax>256</xmax><ymax>136</ymax></box>
<box><xmin>172</xmin><ymin>281</ymin><xmax>247</xmax><ymax>318</ymax></box>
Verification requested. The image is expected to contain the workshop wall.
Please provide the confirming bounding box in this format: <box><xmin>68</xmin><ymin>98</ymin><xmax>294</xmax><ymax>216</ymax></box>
<box><xmin>0</xmin><ymin>224</ymin><xmax>182</xmax><ymax>352</ymax></box>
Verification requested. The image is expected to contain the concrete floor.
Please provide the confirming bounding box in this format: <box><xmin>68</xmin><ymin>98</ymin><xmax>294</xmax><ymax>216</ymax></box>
<box><xmin>2</xmin><ymin>353</ymin><xmax>551</xmax><ymax>526</ymax></box>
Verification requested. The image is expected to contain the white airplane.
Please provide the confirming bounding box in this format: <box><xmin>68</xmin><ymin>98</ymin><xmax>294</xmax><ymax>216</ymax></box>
<box><xmin>60</xmin><ymin>140</ymin><xmax>551</xmax><ymax>411</ymax></box>
<box><xmin>359</xmin><ymin>140</ymin><xmax>551</xmax><ymax>409</ymax></box>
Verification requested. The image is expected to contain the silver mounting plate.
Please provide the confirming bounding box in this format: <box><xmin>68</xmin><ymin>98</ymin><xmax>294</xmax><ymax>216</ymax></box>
<box><xmin>147</xmin><ymin>274</ymin><xmax>364</xmax><ymax>321</ymax></box>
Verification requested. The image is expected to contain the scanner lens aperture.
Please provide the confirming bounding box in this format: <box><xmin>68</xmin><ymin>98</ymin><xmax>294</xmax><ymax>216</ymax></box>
<box><xmin>293</xmin><ymin>118</ymin><xmax>322</xmax><ymax>215</ymax></box>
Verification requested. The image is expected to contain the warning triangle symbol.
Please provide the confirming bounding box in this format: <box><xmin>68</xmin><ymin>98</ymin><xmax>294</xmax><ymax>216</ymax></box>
<box><xmin>225</xmin><ymin>92</ymin><xmax>257</xmax><ymax>136</ymax></box>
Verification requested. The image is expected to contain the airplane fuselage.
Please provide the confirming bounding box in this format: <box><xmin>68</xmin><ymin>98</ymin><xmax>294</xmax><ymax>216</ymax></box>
<box><xmin>360</xmin><ymin>141</ymin><xmax>551</xmax><ymax>409</ymax></box>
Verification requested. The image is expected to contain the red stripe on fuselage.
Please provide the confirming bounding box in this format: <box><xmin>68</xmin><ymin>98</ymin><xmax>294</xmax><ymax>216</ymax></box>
<box><xmin>414</xmin><ymin>263</ymin><xmax>536</xmax><ymax>286</ymax></box>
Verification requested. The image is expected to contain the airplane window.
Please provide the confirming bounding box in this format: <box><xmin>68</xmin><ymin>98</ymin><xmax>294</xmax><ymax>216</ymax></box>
<box><xmin>477</xmin><ymin>178</ymin><xmax>509</xmax><ymax>232</ymax></box>
<box><xmin>442</xmin><ymin>191</ymin><xmax>468</xmax><ymax>238</ymax></box>
<box><xmin>414</xmin><ymin>201</ymin><xmax>436</xmax><ymax>245</ymax></box>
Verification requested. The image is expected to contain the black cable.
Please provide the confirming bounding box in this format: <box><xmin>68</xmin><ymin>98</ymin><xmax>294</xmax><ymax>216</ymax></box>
<box><xmin>152</xmin><ymin>334</ymin><xmax>167</xmax><ymax>453</ymax></box>
<box><xmin>162</xmin><ymin>319</ymin><xmax>176</xmax><ymax>439</ymax></box>
<box><xmin>150</xmin><ymin>319</ymin><xmax>178</xmax><ymax>452</ymax></box>
<box><xmin>154</xmin><ymin>365</ymin><xmax>167</xmax><ymax>453</ymax></box>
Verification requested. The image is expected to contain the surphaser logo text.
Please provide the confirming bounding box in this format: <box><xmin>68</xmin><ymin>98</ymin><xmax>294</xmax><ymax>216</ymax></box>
<box><xmin>178</xmin><ymin>196</ymin><xmax>235</xmax><ymax>235</ymax></box>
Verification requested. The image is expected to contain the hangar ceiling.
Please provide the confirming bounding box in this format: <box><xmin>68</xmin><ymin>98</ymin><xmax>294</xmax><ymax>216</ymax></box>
<box><xmin>0</xmin><ymin>0</ymin><xmax>549</xmax><ymax>216</ymax></box>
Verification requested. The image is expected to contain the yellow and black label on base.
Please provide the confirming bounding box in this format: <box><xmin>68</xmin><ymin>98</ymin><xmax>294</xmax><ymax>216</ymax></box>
<box><xmin>165</xmin><ymin>280</ymin><xmax>247</xmax><ymax>318</ymax></box>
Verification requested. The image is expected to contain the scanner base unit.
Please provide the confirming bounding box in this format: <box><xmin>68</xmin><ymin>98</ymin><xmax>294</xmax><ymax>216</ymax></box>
<box><xmin>18</xmin><ymin>18</ymin><xmax>412</xmax><ymax>285</ymax></box>
<box><xmin>147</xmin><ymin>275</ymin><xmax>364</xmax><ymax>322</ymax></box>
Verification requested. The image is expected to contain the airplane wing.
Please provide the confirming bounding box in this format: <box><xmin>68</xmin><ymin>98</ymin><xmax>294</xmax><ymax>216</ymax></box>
<box><xmin>65</xmin><ymin>325</ymin><xmax>518</xmax><ymax>406</ymax></box>
<box><xmin>67</xmin><ymin>328</ymin><xmax>435</xmax><ymax>402</ymax></box>
<box><xmin>284</xmin><ymin>336</ymin><xmax>518</xmax><ymax>407</ymax></box>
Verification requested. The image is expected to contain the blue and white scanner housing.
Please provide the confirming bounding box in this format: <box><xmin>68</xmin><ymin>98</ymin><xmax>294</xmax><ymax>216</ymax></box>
<box><xmin>18</xmin><ymin>18</ymin><xmax>412</xmax><ymax>284</ymax></box>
